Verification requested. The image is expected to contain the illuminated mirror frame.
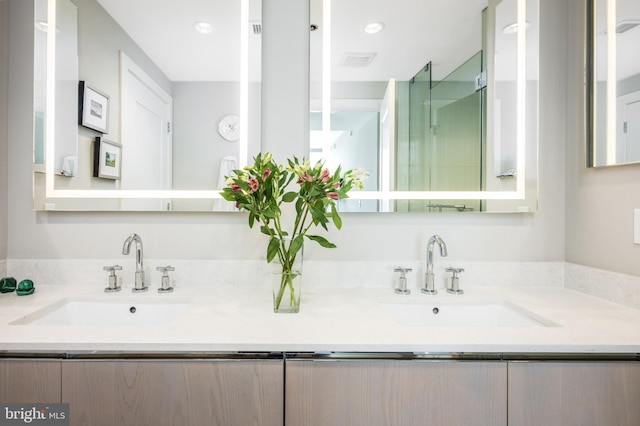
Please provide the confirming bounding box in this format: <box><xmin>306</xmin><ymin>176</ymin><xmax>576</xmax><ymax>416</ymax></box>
<box><xmin>43</xmin><ymin>0</ymin><xmax>250</xmax><ymax>202</ymax></box>
<box><xmin>318</xmin><ymin>0</ymin><xmax>531</xmax><ymax>203</ymax></box>
<box><xmin>587</xmin><ymin>0</ymin><xmax>624</xmax><ymax>167</ymax></box>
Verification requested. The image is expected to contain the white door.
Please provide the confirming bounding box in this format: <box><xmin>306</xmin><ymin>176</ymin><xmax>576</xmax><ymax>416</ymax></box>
<box><xmin>120</xmin><ymin>52</ymin><xmax>173</xmax><ymax>211</ymax></box>
<box><xmin>379</xmin><ymin>78</ymin><xmax>396</xmax><ymax>212</ymax></box>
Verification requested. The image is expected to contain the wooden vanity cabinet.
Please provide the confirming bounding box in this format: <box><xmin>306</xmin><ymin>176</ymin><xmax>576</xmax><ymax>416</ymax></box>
<box><xmin>508</xmin><ymin>362</ymin><xmax>640</xmax><ymax>426</ymax></box>
<box><xmin>3</xmin><ymin>356</ymin><xmax>640</xmax><ymax>426</ymax></box>
<box><xmin>61</xmin><ymin>359</ymin><xmax>283</xmax><ymax>426</ymax></box>
<box><xmin>0</xmin><ymin>359</ymin><xmax>61</xmax><ymax>403</ymax></box>
<box><xmin>285</xmin><ymin>359</ymin><xmax>507</xmax><ymax>426</ymax></box>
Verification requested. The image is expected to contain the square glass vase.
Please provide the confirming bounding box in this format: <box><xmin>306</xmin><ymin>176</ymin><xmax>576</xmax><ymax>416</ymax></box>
<box><xmin>272</xmin><ymin>267</ymin><xmax>303</xmax><ymax>313</ymax></box>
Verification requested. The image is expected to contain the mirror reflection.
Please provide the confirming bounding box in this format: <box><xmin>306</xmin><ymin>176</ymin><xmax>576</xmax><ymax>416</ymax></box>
<box><xmin>34</xmin><ymin>0</ymin><xmax>261</xmax><ymax>211</ymax></box>
<box><xmin>589</xmin><ymin>0</ymin><xmax>640</xmax><ymax>167</ymax></box>
<box><xmin>310</xmin><ymin>0</ymin><xmax>539</xmax><ymax>212</ymax></box>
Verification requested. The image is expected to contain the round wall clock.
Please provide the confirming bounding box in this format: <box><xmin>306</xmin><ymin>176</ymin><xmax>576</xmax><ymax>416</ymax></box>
<box><xmin>218</xmin><ymin>114</ymin><xmax>240</xmax><ymax>141</ymax></box>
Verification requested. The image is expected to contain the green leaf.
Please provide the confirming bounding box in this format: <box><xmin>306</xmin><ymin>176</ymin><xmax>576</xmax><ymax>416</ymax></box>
<box><xmin>266</xmin><ymin>237</ymin><xmax>280</xmax><ymax>263</ymax></box>
<box><xmin>260</xmin><ymin>226</ymin><xmax>272</xmax><ymax>236</ymax></box>
<box><xmin>220</xmin><ymin>191</ymin><xmax>235</xmax><ymax>202</ymax></box>
<box><xmin>308</xmin><ymin>188</ymin><xmax>323</xmax><ymax>198</ymax></box>
<box><xmin>306</xmin><ymin>235</ymin><xmax>336</xmax><ymax>248</ymax></box>
<box><xmin>289</xmin><ymin>235</ymin><xmax>304</xmax><ymax>259</ymax></box>
<box><xmin>331</xmin><ymin>203</ymin><xmax>342</xmax><ymax>230</ymax></box>
<box><xmin>237</xmin><ymin>202</ymin><xmax>252</xmax><ymax>211</ymax></box>
<box><xmin>262</xmin><ymin>206</ymin><xmax>277</xmax><ymax>219</ymax></box>
<box><xmin>248</xmin><ymin>212</ymin><xmax>255</xmax><ymax>228</ymax></box>
<box><xmin>284</xmin><ymin>172</ymin><xmax>296</xmax><ymax>187</ymax></box>
<box><xmin>332</xmin><ymin>165</ymin><xmax>342</xmax><ymax>179</ymax></box>
<box><xmin>282</xmin><ymin>191</ymin><xmax>298</xmax><ymax>203</ymax></box>
<box><xmin>310</xmin><ymin>206</ymin><xmax>328</xmax><ymax>225</ymax></box>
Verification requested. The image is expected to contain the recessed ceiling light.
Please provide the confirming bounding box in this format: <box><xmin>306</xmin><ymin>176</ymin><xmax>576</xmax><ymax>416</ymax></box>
<box><xmin>35</xmin><ymin>20</ymin><xmax>58</xmax><ymax>33</ymax></box>
<box><xmin>193</xmin><ymin>21</ymin><xmax>214</xmax><ymax>34</ymax></box>
<box><xmin>502</xmin><ymin>21</ymin><xmax>530</xmax><ymax>35</ymax></box>
<box><xmin>363</xmin><ymin>22</ymin><xmax>385</xmax><ymax>34</ymax></box>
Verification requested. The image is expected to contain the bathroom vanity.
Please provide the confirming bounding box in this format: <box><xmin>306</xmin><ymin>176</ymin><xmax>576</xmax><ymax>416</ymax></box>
<box><xmin>2</xmin><ymin>354</ymin><xmax>639</xmax><ymax>425</ymax></box>
<box><xmin>1</xmin><ymin>285</ymin><xmax>640</xmax><ymax>425</ymax></box>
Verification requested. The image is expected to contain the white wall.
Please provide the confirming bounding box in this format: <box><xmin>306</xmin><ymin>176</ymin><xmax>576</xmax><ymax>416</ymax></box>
<box><xmin>6</xmin><ymin>0</ymin><xmax>567</xmax><ymax>267</ymax></box>
<box><xmin>564</xmin><ymin>0</ymin><xmax>640</xmax><ymax>277</ymax></box>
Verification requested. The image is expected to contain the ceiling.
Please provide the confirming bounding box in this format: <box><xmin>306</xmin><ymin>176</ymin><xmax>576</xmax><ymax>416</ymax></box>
<box><xmin>94</xmin><ymin>0</ymin><xmax>544</xmax><ymax>85</ymax></box>
<box><xmin>96</xmin><ymin>0</ymin><xmax>262</xmax><ymax>82</ymax></box>
<box><xmin>594</xmin><ymin>0</ymin><xmax>640</xmax><ymax>81</ymax></box>
<box><xmin>310</xmin><ymin>0</ymin><xmax>488</xmax><ymax>83</ymax></box>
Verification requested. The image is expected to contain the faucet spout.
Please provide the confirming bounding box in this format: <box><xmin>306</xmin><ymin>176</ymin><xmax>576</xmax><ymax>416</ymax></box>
<box><xmin>422</xmin><ymin>235</ymin><xmax>447</xmax><ymax>295</ymax></box>
<box><xmin>122</xmin><ymin>233</ymin><xmax>147</xmax><ymax>292</ymax></box>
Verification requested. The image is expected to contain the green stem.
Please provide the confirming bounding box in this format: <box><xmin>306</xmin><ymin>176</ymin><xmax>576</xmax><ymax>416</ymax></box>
<box><xmin>292</xmin><ymin>202</ymin><xmax>310</xmax><ymax>241</ymax></box>
<box><xmin>274</xmin><ymin>266</ymin><xmax>300</xmax><ymax>312</ymax></box>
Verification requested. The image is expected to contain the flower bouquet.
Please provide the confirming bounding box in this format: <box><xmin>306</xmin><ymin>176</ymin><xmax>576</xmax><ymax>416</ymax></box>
<box><xmin>220</xmin><ymin>152</ymin><xmax>367</xmax><ymax>312</ymax></box>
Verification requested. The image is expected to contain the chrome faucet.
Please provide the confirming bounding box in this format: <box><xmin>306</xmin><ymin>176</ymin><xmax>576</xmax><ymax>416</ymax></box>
<box><xmin>421</xmin><ymin>235</ymin><xmax>448</xmax><ymax>295</ymax></box>
<box><xmin>122</xmin><ymin>233</ymin><xmax>147</xmax><ymax>292</ymax></box>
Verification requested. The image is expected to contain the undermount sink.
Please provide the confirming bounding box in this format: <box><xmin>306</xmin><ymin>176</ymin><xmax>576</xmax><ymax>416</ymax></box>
<box><xmin>380</xmin><ymin>299</ymin><xmax>558</xmax><ymax>327</ymax></box>
<box><xmin>10</xmin><ymin>297</ymin><xmax>191</xmax><ymax>327</ymax></box>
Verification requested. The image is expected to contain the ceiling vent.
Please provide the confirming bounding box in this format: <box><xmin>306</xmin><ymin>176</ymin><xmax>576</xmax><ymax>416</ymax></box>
<box><xmin>616</xmin><ymin>20</ymin><xmax>640</xmax><ymax>33</ymax></box>
<box><xmin>339</xmin><ymin>52</ymin><xmax>377</xmax><ymax>68</ymax></box>
<box><xmin>250</xmin><ymin>22</ymin><xmax>262</xmax><ymax>35</ymax></box>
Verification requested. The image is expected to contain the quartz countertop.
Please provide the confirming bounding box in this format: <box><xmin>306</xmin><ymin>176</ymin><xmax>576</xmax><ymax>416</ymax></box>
<box><xmin>1</xmin><ymin>284</ymin><xmax>640</xmax><ymax>354</ymax></box>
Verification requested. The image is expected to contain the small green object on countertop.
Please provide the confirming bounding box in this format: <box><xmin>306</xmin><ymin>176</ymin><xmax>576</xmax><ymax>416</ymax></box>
<box><xmin>16</xmin><ymin>279</ymin><xmax>35</xmax><ymax>296</ymax></box>
<box><xmin>0</xmin><ymin>277</ymin><xmax>17</xmax><ymax>293</ymax></box>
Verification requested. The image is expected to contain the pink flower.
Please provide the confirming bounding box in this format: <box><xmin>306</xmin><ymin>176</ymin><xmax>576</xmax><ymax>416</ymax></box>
<box><xmin>319</xmin><ymin>169</ymin><xmax>331</xmax><ymax>183</ymax></box>
<box><xmin>262</xmin><ymin>168</ymin><xmax>272</xmax><ymax>180</ymax></box>
<box><xmin>247</xmin><ymin>178</ymin><xmax>259</xmax><ymax>193</ymax></box>
<box><xmin>231</xmin><ymin>183</ymin><xmax>241</xmax><ymax>193</ymax></box>
<box><xmin>297</xmin><ymin>173</ymin><xmax>313</xmax><ymax>184</ymax></box>
<box><xmin>332</xmin><ymin>182</ymin><xmax>340</xmax><ymax>189</ymax></box>
<box><xmin>327</xmin><ymin>192</ymin><xmax>339</xmax><ymax>200</ymax></box>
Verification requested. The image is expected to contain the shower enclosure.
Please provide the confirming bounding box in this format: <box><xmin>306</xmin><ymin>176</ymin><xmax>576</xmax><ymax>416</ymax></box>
<box><xmin>397</xmin><ymin>51</ymin><xmax>486</xmax><ymax>212</ymax></box>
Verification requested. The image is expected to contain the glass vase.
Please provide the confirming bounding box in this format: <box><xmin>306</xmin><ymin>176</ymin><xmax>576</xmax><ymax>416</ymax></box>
<box><xmin>272</xmin><ymin>239</ymin><xmax>303</xmax><ymax>313</ymax></box>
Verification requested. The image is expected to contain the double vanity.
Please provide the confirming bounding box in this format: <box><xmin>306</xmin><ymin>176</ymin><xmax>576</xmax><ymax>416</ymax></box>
<box><xmin>1</xmin><ymin>276</ymin><xmax>640</xmax><ymax>425</ymax></box>
<box><xmin>2</xmin><ymin>282</ymin><xmax>640</xmax><ymax>352</ymax></box>
<box><xmin>0</xmin><ymin>236</ymin><xmax>639</xmax><ymax>425</ymax></box>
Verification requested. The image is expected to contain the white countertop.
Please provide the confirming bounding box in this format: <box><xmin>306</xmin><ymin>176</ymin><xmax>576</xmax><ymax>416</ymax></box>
<box><xmin>1</xmin><ymin>284</ymin><xmax>640</xmax><ymax>354</ymax></box>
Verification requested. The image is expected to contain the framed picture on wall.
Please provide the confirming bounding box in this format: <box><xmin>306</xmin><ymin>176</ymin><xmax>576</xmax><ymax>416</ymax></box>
<box><xmin>93</xmin><ymin>137</ymin><xmax>122</xmax><ymax>180</ymax></box>
<box><xmin>79</xmin><ymin>81</ymin><xmax>110</xmax><ymax>133</ymax></box>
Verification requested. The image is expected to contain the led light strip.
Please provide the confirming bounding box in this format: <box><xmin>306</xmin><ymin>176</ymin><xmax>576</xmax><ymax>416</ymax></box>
<box><xmin>321</xmin><ymin>0</ymin><xmax>332</xmax><ymax>158</ymax></box>
<box><xmin>606</xmin><ymin>0</ymin><xmax>617</xmax><ymax>165</ymax></box>
<box><xmin>515</xmin><ymin>0</ymin><xmax>527</xmax><ymax>197</ymax></box>
<box><xmin>239</xmin><ymin>0</ymin><xmax>249</xmax><ymax>168</ymax></box>
<box><xmin>45</xmin><ymin>0</ymin><xmax>57</xmax><ymax>196</ymax></box>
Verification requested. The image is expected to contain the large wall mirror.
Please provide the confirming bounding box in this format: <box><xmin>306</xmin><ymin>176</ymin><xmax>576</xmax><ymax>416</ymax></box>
<box><xmin>310</xmin><ymin>0</ymin><xmax>539</xmax><ymax>212</ymax></box>
<box><xmin>33</xmin><ymin>0</ymin><xmax>261</xmax><ymax>211</ymax></box>
<box><xmin>588</xmin><ymin>0</ymin><xmax>640</xmax><ymax>167</ymax></box>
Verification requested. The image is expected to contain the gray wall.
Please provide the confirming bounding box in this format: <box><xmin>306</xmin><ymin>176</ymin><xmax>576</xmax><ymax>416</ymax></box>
<box><xmin>0</xmin><ymin>0</ymin><xmax>8</xmax><ymax>261</ymax></box>
<box><xmin>564</xmin><ymin>0</ymin><xmax>640</xmax><ymax>277</ymax></box>
<box><xmin>171</xmin><ymin>81</ymin><xmax>261</xmax><ymax>211</ymax></box>
<box><xmin>7</xmin><ymin>0</ymin><xmax>569</xmax><ymax>268</ymax></box>
<box><xmin>71</xmin><ymin>0</ymin><xmax>171</xmax><ymax>193</ymax></box>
